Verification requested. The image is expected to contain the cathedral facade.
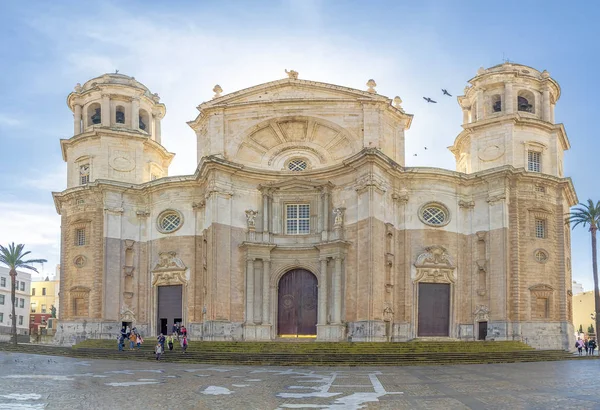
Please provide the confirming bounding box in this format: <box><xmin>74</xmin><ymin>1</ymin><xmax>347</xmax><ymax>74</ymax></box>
<box><xmin>53</xmin><ymin>63</ymin><xmax>576</xmax><ymax>349</ymax></box>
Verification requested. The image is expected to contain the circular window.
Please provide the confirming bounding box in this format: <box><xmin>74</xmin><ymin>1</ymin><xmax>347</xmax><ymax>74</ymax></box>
<box><xmin>287</xmin><ymin>158</ymin><xmax>308</xmax><ymax>172</ymax></box>
<box><xmin>157</xmin><ymin>210</ymin><xmax>183</xmax><ymax>233</ymax></box>
<box><xmin>419</xmin><ymin>203</ymin><xmax>450</xmax><ymax>227</ymax></box>
<box><xmin>534</xmin><ymin>249</ymin><xmax>549</xmax><ymax>263</ymax></box>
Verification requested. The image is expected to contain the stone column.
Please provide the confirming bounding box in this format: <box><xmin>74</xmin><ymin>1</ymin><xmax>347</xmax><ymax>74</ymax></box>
<box><xmin>504</xmin><ymin>82</ymin><xmax>514</xmax><ymax>114</ymax></box>
<box><xmin>262</xmin><ymin>259</ymin><xmax>270</xmax><ymax>324</ymax></box>
<box><xmin>246</xmin><ymin>258</ymin><xmax>254</xmax><ymax>324</ymax></box>
<box><xmin>262</xmin><ymin>193</ymin><xmax>269</xmax><ymax>242</ymax></box>
<box><xmin>333</xmin><ymin>256</ymin><xmax>342</xmax><ymax>324</ymax></box>
<box><xmin>462</xmin><ymin>107</ymin><xmax>469</xmax><ymax>124</ymax></box>
<box><xmin>321</xmin><ymin>190</ymin><xmax>330</xmax><ymax>241</ymax></box>
<box><xmin>131</xmin><ymin>98</ymin><xmax>140</xmax><ymax>130</ymax></box>
<box><xmin>318</xmin><ymin>258</ymin><xmax>328</xmax><ymax>325</ymax></box>
<box><xmin>101</xmin><ymin>94</ymin><xmax>110</xmax><ymax>126</ymax></box>
<box><xmin>476</xmin><ymin>89</ymin><xmax>484</xmax><ymax>121</ymax></box>
<box><xmin>153</xmin><ymin>113</ymin><xmax>162</xmax><ymax>144</ymax></box>
<box><xmin>73</xmin><ymin>104</ymin><xmax>82</xmax><ymax>135</ymax></box>
<box><xmin>550</xmin><ymin>104</ymin><xmax>555</xmax><ymax>123</ymax></box>
<box><xmin>542</xmin><ymin>88</ymin><xmax>551</xmax><ymax>122</ymax></box>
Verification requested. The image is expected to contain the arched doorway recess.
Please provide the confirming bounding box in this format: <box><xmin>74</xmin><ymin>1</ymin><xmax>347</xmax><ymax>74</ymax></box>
<box><xmin>277</xmin><ymin>269</ymin><xmax>318</xmax><ymax>337</ymax></box>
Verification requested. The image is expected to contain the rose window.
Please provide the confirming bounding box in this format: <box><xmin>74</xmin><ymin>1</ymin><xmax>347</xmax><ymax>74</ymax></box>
<box><xmin>534</xmin><ymin>249</ymin><xmax>549</xmax><ymax>263</ymax></box>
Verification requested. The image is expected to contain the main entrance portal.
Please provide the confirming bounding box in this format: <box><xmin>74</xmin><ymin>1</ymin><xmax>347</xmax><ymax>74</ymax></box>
<box><xmin>157</xmin><ymin>285</ymin><xmax>182</xmax><ymax>335</ymax></box>
<box><xmin>277</xmin><ymin>269</ymin><xmax>318</xmax><ymax>337</ymax></box>
<box><xmin>417</xmin><ymin>283</ymin><xmax>450</xmax><ymax>337</ymax></box>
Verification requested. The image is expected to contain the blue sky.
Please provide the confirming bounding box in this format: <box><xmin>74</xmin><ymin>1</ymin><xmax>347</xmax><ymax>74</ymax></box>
<box><xmin>0</xmin><ymin>1</ymin><xmax>598</xmax><ymax>289</ymax></box>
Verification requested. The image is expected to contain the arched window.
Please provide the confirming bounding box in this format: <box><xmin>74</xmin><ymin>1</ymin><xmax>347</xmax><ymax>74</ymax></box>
<box><xmin>115</xmin><ymin>106</ymin><xmax>126</xmax><ymax>124</ymax></box>
<box><xmin>139</xmin><ymin>109</ymin><xmax>150</xmax><ymax>131</ymax></box>
<box><xmin>491</xmin><ymin>94</ymin><xmax>502</xmax><ymax>113</ymax></box>
<box><xmin>518</xmin><ymin>90</ymin><xmax>535</xmax><ymax>113</ymax></box>
<box><xmin>87</xmin><ymin>103</ymin><xmax>101</xmax><ymax>126</ymax></box>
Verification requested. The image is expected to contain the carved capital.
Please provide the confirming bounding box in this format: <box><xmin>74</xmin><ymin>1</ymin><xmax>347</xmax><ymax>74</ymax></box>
<box><xmin>459</xmin><ymin>200</ymin><xmax>475</xmax><ymax>209</ymax></box>
<box><xmin>486</xmin><ymin>193</ymin><xmax>506</xmax><ymax>204</ymax></box>
<box><xmin>136</xmin><ymin>210</ymin><xmax>150</xmax><ymax>218</ymax></box>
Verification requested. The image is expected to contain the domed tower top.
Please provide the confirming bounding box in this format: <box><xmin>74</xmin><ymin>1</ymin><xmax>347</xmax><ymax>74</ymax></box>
<box><xmin>450</xmin><ymin>62</ymin><xmax>570</xmax><ymax>177</ymax></box>
<box><xmin>61</xmin><ymin>73</ymin><xmax>173</xmax><ymax>188</ymax></box>
<box><xmin>458</xmin><ymin>62</ymin><xmax>560</xmax><ymax>124</ymax></box>
<box><xmin>67</xmin><ymin>72</ymin><xmax>166</xmax><ymax>143</ymax></box>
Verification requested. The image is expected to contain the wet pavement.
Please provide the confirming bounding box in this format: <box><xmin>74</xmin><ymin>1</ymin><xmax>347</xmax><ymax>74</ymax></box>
<box><xmin>0</xmin><ymin>351</ymin><xmax>598</xmax><ymax>409</ymax></box>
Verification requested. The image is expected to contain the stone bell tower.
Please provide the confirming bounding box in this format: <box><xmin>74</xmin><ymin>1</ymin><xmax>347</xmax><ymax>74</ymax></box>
<box><xmin>62</xmin><ymin>73</ymin><xmax>174</xmax><ymax>188</ymax></box>
<box><xmin>450</xmin><ymin>63</ymin><xmax>570</xmax><ymax>177</ymax></box>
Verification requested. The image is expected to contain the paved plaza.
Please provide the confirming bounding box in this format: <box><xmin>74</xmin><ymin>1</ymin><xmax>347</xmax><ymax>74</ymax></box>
<box><xmin>0</xmin><ymin>352</ymin><xmax>599</xmax><ymax>409</ymax></box>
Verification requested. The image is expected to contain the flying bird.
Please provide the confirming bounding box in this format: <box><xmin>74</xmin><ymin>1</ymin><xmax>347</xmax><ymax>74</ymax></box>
<box><xmin>423</xmin><ymin>97</ymin><xmax>437</xmax><ymax>103</ymax></box>
<box><xmin>413</xmin><ymin>154</ymin><xmax>418</xmax><ymax>156</ymax></box>
<box><xmin>442</xmin><ymin>89</ymin><xmax>452</xmax><ymax>96</ymax></box>
<box><xmin>424</xmin><ymin>147</ymin><xmax>428</xmax><ymax>150</ymax></box>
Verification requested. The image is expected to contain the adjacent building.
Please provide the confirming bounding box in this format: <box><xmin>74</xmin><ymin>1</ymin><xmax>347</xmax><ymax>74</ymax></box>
<box><xmin>53</xmin><ymin>63</ymin><xmax>576</xmax><ymax>349</ymax></box>
<box><xmin>30</xmin><ymin>276</ymin><xmax>59</xmax><ymax>336</ymax></box>
<box><xmin>0</xmin><ymin>267</ymin><xmax>32</xmax><ymax>341</ymax></box>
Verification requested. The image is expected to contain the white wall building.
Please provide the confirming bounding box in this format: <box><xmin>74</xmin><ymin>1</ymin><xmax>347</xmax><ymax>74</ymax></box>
<box><xmin>0</xmin><ymin>267</ymin><xmax>32</xmax><ymax>340</ymax></box>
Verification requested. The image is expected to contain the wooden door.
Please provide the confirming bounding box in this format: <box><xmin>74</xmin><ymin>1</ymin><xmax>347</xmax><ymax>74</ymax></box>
<box><xmin>478</xmin><ymin>321</ymin><xmax>488</xmax><ymax>340</ymax></box>
<box><xmin>278</xmin><ymin>269</ymin><xmax>318</xmax><ymax>336</ymax></box>
<box><xmin>157</xmin><ymin>285</ymin><xmax>182</xmax><ymax>335</ymax></box>
<box><xmin>417</xmin><ymin>283</ymin><xmax>450</xmax><ymax>337</ymax></box>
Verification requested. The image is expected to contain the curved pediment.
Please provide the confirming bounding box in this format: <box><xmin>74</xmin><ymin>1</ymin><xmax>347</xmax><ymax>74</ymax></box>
<box><xmin>235</xmin><ymin>116</ymin><xmax>360</xmax><ymax>170</ymax></box>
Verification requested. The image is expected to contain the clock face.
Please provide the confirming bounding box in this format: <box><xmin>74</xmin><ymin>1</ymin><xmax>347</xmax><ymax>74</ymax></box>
<box><xmin>80</xmin><ymin>165</ymin><xmax>90</xmax><ymax>175</ymax></box>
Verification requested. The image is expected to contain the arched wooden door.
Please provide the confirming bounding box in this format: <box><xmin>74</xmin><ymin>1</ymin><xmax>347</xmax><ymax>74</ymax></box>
<box><xmin>278</xmin><ymin>269</ymin><xmax>318</xmax><ymax>336</ymax></box>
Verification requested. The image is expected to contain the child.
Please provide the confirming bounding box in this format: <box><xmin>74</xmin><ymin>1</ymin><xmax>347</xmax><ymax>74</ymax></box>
<box><xmin>181</xmin><ymin>335</ymin><xmax>188</xmax><ymax>353</ymax></box>
<box><xmin>168</xmin><ymin>334</ymin><xmax>174</xmax><ymax>351</ymax></box>
<box><xmin>155</xmin><ymin>342</ymin><xmax>162</xmax><ymax>361</ymax></box>
<box><xmin>136</xmin><ymin>334</ymin><xmax>143</xmax><ymax>350</ymax></box>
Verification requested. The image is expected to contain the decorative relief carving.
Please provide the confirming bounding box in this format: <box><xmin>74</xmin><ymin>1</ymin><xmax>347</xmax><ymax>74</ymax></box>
<box><xmin>192</xmin><ymin>201</ymin><xmax>206</xmax><ymax>209</ymax></box>
<box><xmin>104</xmin><ymin>206</ymin><xmax>124</xmax><ymax>214</ymax></box>
<box><xmin>529</xmin><ymin>284</ymin><xmax>554</xmax><ymax>299</ymax></box>
<box><xmin>120</xmin><ymin>306</ymin><xmax>135</xmax><ymax>322</ymax></box>
<box><xmin>152</xmin><ymin>271</ymin><xmax>188</xmax><ymax>287</ymax></box>
<box><xmin>153</xmin><ymin>251</ymin><xmax>186</xmax><ymax>271</ymax></box>
<box><xmin>136</xmin><ymin>210</ymin><xmax>150</xmax><ymax>217</ymax></box>
<box><xmin>70</xmin><ymin>286</ymin><xmax>91</xmax><ymax>299</ymax></box>
<box><xmin>414</xmin><ymin>245</ymin><xmax>456</xmax><ymax>284</ymax></box>
<box><xmin>476</xmin><ymin>259</ymin><xmax>487</xmax><ymax>272</ymax></box>
<box><xmin>474</xmin><ymin>305</ymin><xmax>490</xmax><ymax>321</ymax></box>
<box><xmin>124</xmin><ymin>239</ymin><xmax>135</xmax><ymax>250</ymax></box>
<box><xmin>354</xmin><ymin>174</ymin><xmax>388</xmax><ymax>194</ymax></box>
<box><xmin>476</xmin><ymin>231</ymin><xmax>487</xmax><ymax>242</ymax></box>
<box><xmin>73</xmin><ymin>255</ymin><xmax>86</xmax><ymax>268</ymax></box>
<box><xmin>123</xmin><ymin>266</ymin><xmax>134</xmax><ymax>277</ymax></box>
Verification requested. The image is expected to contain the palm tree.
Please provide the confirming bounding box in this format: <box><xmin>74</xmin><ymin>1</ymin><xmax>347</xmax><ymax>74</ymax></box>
<box><xmin>567</xmin><ymin>199</ymin><xmax>600</xmax><ymax>339</ymax></box>
<box><xmin>0</xmin><ymin>243</ymin><xmax>47</xmax><ymax>345</ymax></box>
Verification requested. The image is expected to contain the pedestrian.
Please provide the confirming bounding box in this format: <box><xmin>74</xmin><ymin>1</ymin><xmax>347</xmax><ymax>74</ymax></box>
<box><xmin>181</xmin><ymin>325</ymin><xmax>187</xmax><ymax>338</ymax></box>
<box><xmin>117</xmin><ymin>334</ymin><xmax>124</xmax><ymax>351</ymax></box>
<box><xmin>181</xmin><ymin>335</ymin><xmax>188</xmax><ymax>353</ymax></box>
<box><xmin>155</xmin><ymin>342</ymin><xmax>162</xmax><ymax>361</ymax></box>
<box><xmin>590</xmin><ymin>339</ymin><xmax>597</xmax><ymax>356</ymax></box>
<box><xmin>576</xmin><ymin>338</ymin><xmax>584</xmax><ymax>356</ymax></box>
<box><xmin>136</xmin><ymin>334</ymin><xmax>143</xmax><ymax>350</ymax></box>
<box><xmin>129</xmin><ymin>331</ymin><xmax>136</xmax><ymax>350</ymax></box>
<box><xmin>172</xmin><ymin>323</ymin><xmax>178</xmax><ymax>335</ymax></box>
<box><xmin>157</xmin><ymin>333</ymin><xmax>166</xmax><ymax>353</ymax></box>
<box><xmin>168</xmin><ymin>334</ymin><xmax>174</xmax><ymax>351</ymax></box>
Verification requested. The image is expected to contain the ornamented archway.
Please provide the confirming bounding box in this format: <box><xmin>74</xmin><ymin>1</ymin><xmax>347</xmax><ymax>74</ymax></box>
<box><xmin>413</xmin><ymin>246</ymin><xmax>456</xmax><ymax>338</ymax></box>
<box><xmin>150</xmin><ymin>252</ymin><xmax>188</xmax><ymax>336</ymax></box>
<box><xmin>277</xmin><ymin>269</ymin><xmax>318</xmax><ymax>337</ymax></box>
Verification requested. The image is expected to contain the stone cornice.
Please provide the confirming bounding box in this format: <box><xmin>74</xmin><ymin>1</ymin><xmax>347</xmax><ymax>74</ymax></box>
<box><xmin>60</xmin><ymin>128</ymin><xmax>175</xmax><ymax>163</ymax></box>
<box><xmin>450</xmin><ymin>115</ymin><xmax>570</xmax><ymax>153</ymax></box>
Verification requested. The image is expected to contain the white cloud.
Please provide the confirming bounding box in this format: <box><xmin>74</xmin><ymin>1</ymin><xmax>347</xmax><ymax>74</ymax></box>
<box><xmin>0</xmin><ymin>114</ymin><xmax>20</xmax><ymax>127</ymax></box>
<box><xmin>0</xmin><ymin>201</ymin><xmax>60</xmax><ymax>276</ymax></box>
<box><xmin>23</xmin><ymin>166</ymin><xmax>67</xmax><ymax>192</ymax></box>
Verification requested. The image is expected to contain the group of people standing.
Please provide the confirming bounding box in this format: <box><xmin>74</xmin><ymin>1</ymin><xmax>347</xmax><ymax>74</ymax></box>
<box><xmin>118</xmin><ymin>326</ymin><xmax>143</xmax><ymax>351</ymax></box>
<box><xmin>155</xmin><ymin>323</ymin><xmax>188</xmax><ymax>360</ymax></box>
<box><xmin>575</xmin><ymin>338</ymin><xmax>597</xmax><ymax>356</ymax></box>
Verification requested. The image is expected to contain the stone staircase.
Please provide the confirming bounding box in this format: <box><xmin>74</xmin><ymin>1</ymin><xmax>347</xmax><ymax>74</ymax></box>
<box><xmin>0</xmin><ymin>340</ymin><xmax>578</xmax><ymax>366</ymax></box>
